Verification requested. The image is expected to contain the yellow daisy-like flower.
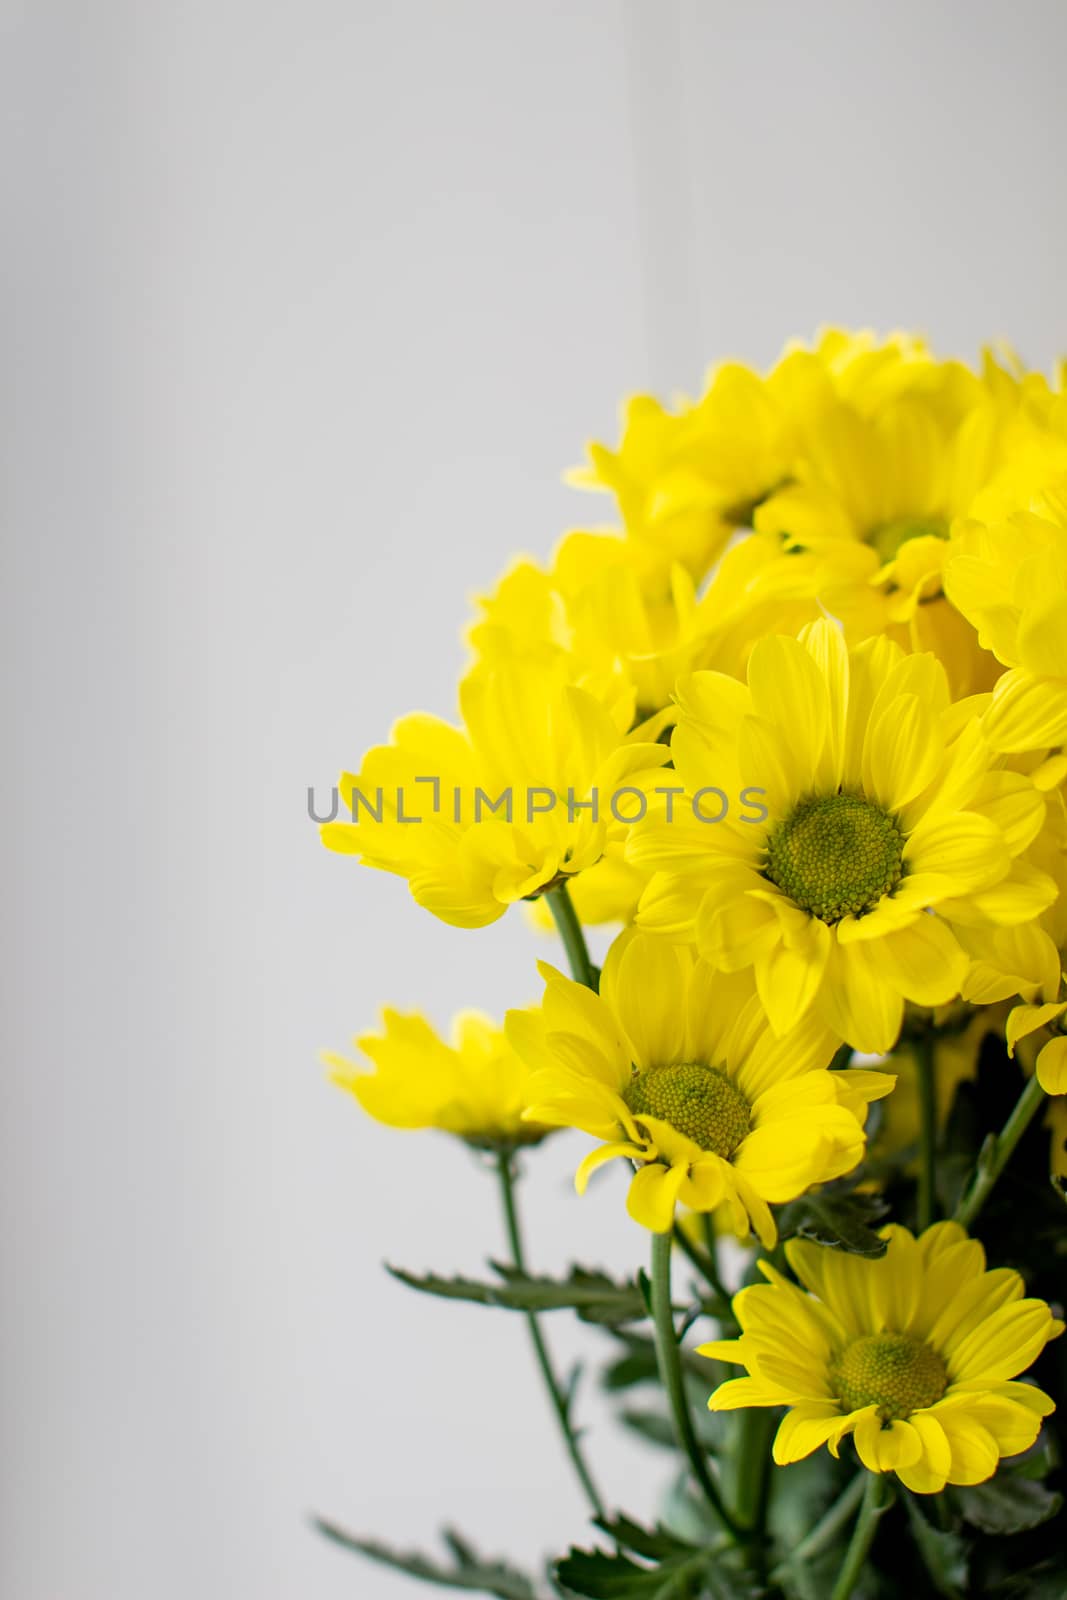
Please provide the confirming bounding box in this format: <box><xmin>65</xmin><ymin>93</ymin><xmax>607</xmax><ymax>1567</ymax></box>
<box><xmin>944</xmin><ymin>493</ymin><xmax>1067</xmax><ymax>755</ymax></box>
<box><xmin>748</xmin><ymin>355</ymin><xmax>1036</xmax><ymax>698</ymax></box>
<box><xmin>629</xmin><ymin>619</ymin><xmax>1055</xmax><ymax>1053</ymax></box>
<box><xmin>321</xmin><ymin>655</ymin><xmax>669</xmax><ymax>928</ymax></box>
<box><xmin>507</xmin><ymin>930</ymin><xmax>892</xmax><ymax>1243</ymax></box>
<box><xmin>703</xmin><ymin>1222</ymin><xmax>1063</xmax><ymax>1493</ymax></box>
<box><xmin>569</xmin><ymin>329</ymin><xmax>946</xmax><ymax>584</ymax></box>
<box><xmin>326</xmin><ymin>1007</ymin><xmax>551</xmax><ymax>1148</ymax></box>
<box><xmin>467</xmin><ymin>532</ymin><xmax>720</xmax><ymax>724</ymax></box>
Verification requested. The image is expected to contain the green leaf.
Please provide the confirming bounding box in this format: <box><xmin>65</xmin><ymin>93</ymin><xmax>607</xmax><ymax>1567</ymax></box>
<box><xmin>902</xmin><ymin>1493</ymin><xmax>969</xmax><ymax>1597</ymax></box>
<box><xmin>556</xmin><ymin>1531</ymin><xmax>712</xmax><ymax>1599</ymax></box>
<box><xmin>556</xmin><ymin>1517</ymin><xmax>749</xmax><ymax>1600</ymax></box>
<box><xmin>949</xmin><ymin>1472</ymin><xmax>1063</xmax><ymax>1534</ymax></box>
<box><xmin>776</xmin><ymin>1186</ymin><xmax>889</xmax><ymax>1256</ymax></box>
<box><xmin>595</xmin><ymin>1515</ymin><xmax>696</xmax><ymax>1562</ymax></box>
<box><xmin>313</xmin><ymin>1521</ymin><xmax>538</xmax><ymax>1599</ymax></box>
<box><xmin>388</xmin><ymin>1262</ymin><xmax>649</xmax><ymax>1326</ymax></box>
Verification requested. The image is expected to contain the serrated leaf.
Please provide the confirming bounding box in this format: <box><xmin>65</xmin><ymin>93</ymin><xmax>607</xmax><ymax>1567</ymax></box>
<box><xmin>555</xmin><ymin>1544</ymin><xmax>709</xmax><ymax>1599</ymax></box>
<box><xmin>903</xmin><ymin>1492</ymin><xmax>969</xmax><ymax>1597</ymax></box>
<box><xmin>776</xmin><ymin>1186</ymin><xmax>889</xmax><ymax>1257</ymax></box>
<box><xmin>388</xmin><ymin>1262</ymin><xmax>649</xmax><ymax>1325</ymax></box>
<box><xmin>595</xmin><ymin>1515</ymin><xmax>697</xmax><ymax>1562</ymax></box>
<box><xmin>949</xmin><ymin>1472</ymin><xmax>1063</xmax><ymax>1534</ymax></box>
<box><xmin>314</xmin><ymin>1520</ymin><xmax>538</xmax><ymax>1599</ymax></box>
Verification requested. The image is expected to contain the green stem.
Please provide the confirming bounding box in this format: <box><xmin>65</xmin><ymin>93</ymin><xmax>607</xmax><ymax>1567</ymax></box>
<box><xmin>915</xmin><ymin>1029</ymin><xmax>938</xmax><ymax>1231</ymax></box>
<box><xmin>768</xmin><ymin>1471</ymin><xmax>866</xmax><ymax>1587</ymax></box>
<box><xmin>734</xmin><ymin>1406</ymin><xmax>775</xmax><ymax>1558</ymax></box>
<box><xmin>953</xmin><ymin>1073</ymin><xmax>1047</xmax><ymax>1232</ymax></box>
<box><xmin>649</xmin><ymin>1229</ymin><xmax>742</xmax><ymax>1539</ymax></box>
<box><xmin>699</xmin><ymin>1213</ymin><xmax>734</xmax><ymax>1308</ymax></box>
<box><xmin>496</xmin><ymin>1151</ymin><xmax>606</xmax><ymax>1519</ymax></box>
<box><xmin>546</xmin><ymin>881</ymin><xmax>598</xmax><ymax>990</ymax></box>
<box><xmin>671</xmin><ymin>1222</ymin><xmax>731</xmax><ymax>1314</ymax></box>
<box><xmin>830</xmin><ymin>1472</ymin><xmax>890</xmax><ymax>1600</ymax></box>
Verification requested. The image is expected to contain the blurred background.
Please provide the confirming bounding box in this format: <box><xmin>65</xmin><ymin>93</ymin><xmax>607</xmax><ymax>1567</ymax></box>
<box><xmin>5</xmin><ymin>2</ymin><xmax>1066</xmax><ymax>1595</ymax></box>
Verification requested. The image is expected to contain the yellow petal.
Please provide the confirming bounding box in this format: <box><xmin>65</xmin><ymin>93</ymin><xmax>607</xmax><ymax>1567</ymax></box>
<box><xmin>773</xmin><ymin>1404</ymin><xmax>850</xmax><ymax>1465</ymax></box>
<box><xmin>864</xmin><ymin>694</ymin><xmax>941</xmax><ymax>811</ymax></box>
<box><xmin>575</xmin><ymin>1141</ymin><xmax>647</xmax><ymax>1194</ymax></box>
<box><xmin>874</xmin><ymin>917</ymin><xmax>968</xmax><ymax>1007</ymax></box>
<box><xmin>903</xmin><ymin>812</ymin><xmax>1008</xmax><ymax>892</ymax></box>
<box><xmin>1037</xmin><ymin>1036</ymin><xmax>1067</xmax><ymax>1095</ymax></box>
<box><xmin>625</xmin><ymin>1161</ymin><xmax>688</xmax><ymax>1232</ymax></box>
<box><xmin>983</xmin><ymin>670</ymin><xmax>1067</xmax><ymax>754</ymax></box>
<box><xmin>935</xmin><ymin>1409</ymin><xmax>1000</xmax><ymax>1485</ymax></box>
<box><xmin>1006</xmin><ymin>1001</ymin><xmax>1067</xmax><ymax>1056</ymax></box>
<box><xmin>707</xmin><ymin>1376</ymin><xmax>778</xmax><ymax>1411</ymax></box>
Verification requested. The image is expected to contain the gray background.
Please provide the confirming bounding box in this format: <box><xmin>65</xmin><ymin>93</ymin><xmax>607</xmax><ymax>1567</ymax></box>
<box><xmin>5</xmin><ymin>3</ymin><xmax>1066</xmax><ymax>1596</ymax></box>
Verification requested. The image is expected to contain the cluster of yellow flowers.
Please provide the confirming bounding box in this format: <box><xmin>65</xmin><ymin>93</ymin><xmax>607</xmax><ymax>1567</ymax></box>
<box><xmin>321</xmin><ymin>330</ymin><xmax>1067</xmax><ymax>1535</ymax></box>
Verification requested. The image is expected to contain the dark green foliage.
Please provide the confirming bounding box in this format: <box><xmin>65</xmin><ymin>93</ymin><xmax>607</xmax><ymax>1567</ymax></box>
<box><xmin>387</xmin><ymin>1262</ymin><xmax>651</xmax><ymax>1326</ymax></box>
<box><xmin>776</xmin><ymin>1182</ymin><xmax>890</xmax><ymax>1256</ymax></box>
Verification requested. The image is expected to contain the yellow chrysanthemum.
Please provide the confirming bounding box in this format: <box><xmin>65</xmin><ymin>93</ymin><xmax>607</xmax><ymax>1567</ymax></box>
<box><xmin>745</xmin><ymin>354</ymin><xmax>1042</xmax><ymax>697</ymax></box>
<box><xmin>629</xmin><ymin>619</ymin><xmax>1056</xmax><ymax>1053</ymax></box>
<box><xmin>703</xmin><ymin>1222</ymin><xmax>1062</xmax><ymax>1493</ymax></box>
<box><xmin>467</xmin><ymin>532</ymin><xmax>720</xmax><ymax>724</ymax></box>
<box><xmin>569</xmin><ymin>329</ymin><xmax>949</xmax><ymax>584</ymax></box>
<box><xmin>326</xmin><ymin>1008</ymin><xmax>551</xmax><ymax>1148</ymax></box>
<box><xmin>320</xmin><ymin>655</ymin><xmax>669</xmax><ymax>928</ymax></box>
<box><xmin>944</xmin><ymin>492</ymin><xmax>1067</xmax><ymax>755</ymax></box>
<box><xmin>507</xmin><ymin>930</ymin><xmax>892</xmax><ymax>1244</ymax></box>
<box><xmin>467</xmin><ymin>528</ymin><xmax>825</xmax><ymax>731</ymax></box>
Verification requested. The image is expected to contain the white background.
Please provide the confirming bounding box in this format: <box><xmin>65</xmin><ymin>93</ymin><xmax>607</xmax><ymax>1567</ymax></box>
<box><xmin>6</xmin><ymin>3</ymin><xmax>1066</xmax><ymax>1596</ymax></box>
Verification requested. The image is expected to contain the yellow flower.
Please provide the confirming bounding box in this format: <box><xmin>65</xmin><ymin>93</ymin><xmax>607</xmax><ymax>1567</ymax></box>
<box><xmin>747</xmin><ymin>353</ymin><xmax>1037</xmax><ymax>697</ymax></box>
<box><xmin>320</xmin><ymin>655</ymin><xmax>669</xmax><ymax>928</ymax></box>
<box><xmin>944</xmin><ymin>495</ymin><xmax>1067</xmax><ymax>755</ymax></box>
<box><xmin>569</xmin><ymin>329</ymin><xmax>946</xmax><ymax>584</ymax></box>
<box><xmin>629</xmin><ymin>619</ymin><xmax>1055</xmax><ymax>1052</ymax></box>
<box><xmin>467</xmin><ymin>532</ymin><xmax>719</xmax><ymax>724</ymax></box>
<box><xmin>507</xmin><ymin>930</ymin><xmax>892</xmax><ymax>1243</ymax></box>
<box><xmin>326</xmin><ymin>1008</ymin><xmax>551</xmax><ymax>1148</ymax></box>
<box><xmin>704</xmin><ymin>1222</ymin><xmax>1063</xmax><ymax>1492</ymax></box>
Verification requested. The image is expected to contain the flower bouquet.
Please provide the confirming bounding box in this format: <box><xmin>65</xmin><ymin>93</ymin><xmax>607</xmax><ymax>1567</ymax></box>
<box><xmin>315</xmin><ymin>330</ymin><xmax>1067</xmax><ymax>1599</ymax></box>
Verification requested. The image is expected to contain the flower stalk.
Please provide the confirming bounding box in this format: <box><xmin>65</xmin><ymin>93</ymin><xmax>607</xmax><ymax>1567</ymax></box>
<box><xmin>830</xmin><ymin>1471</ymin><xmax>891</xmax><ymax>1600</ymax></box>
<box><xmin>496</xmin><ymin>1150</ymin><xmax>606</xmax><ymax>1520</ymax></box>
<box><xmin>648</xmin><ymin>1229</ymin><xmax>742</xmax><ymax>1539</ymax></box>
<box><xmin>953</xmin><ymin>1073</ymin><xmax>1047</xmax><ymax>1231</ymax></box>
<box><xmin>545</xmin><ymin>881</ymin><xmax>598</xmax><ymax>991</ymax></box>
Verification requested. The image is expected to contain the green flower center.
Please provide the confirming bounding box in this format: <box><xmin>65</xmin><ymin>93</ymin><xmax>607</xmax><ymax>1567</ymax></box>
<box><xmin>765</xmin><ymin>791</ymin><xmax>905</xmax><ymax>924</ymax></box>
<box><xmin>870</xmin><ymin>515</ymin><xmax>950</xmax><ymax>565</ymax></box>
<box><xmin>831</xmin><ymin>1332</ymin><xmax>948</xmax><ymax>1421</ymax></box>
<box><xmin>623</xmin><ymin>1061</ymin><xmax>750</xmax><ymax>1157</ymax></box>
